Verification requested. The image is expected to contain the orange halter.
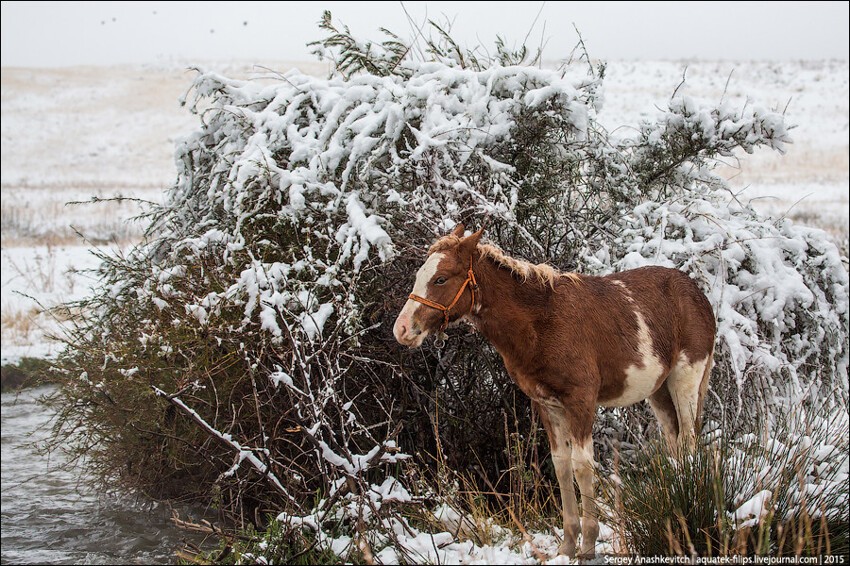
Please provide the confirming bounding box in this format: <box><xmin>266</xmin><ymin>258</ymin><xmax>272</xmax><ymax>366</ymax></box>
<box><xmin>408</xmin><ymin>256</ymin><xmax>478</xmax><ymax>332</ymax></box>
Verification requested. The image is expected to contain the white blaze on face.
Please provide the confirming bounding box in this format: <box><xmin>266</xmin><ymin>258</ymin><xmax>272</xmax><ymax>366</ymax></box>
<box><xmin>411</xmin><ymin>252</ymin><xmax>445</xmax><ymax>300</ymax></box>
<box><xmin>393</xmin><ymin>253</ymin><xmax>445</xmax><ymax>346</ymax></box>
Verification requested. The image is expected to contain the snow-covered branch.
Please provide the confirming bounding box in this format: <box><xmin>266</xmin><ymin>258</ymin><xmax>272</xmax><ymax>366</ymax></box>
<box><xmin>152</xmin><ymin>385</ymin><xmax>298</xmax><ymax>506</ymax></box>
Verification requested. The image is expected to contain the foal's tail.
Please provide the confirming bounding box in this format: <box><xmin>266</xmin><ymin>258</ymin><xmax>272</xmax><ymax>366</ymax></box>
<box><xmin>694</xmin><ymin>346</ymin><xmax>714</xmax><ymax>435</ymax></box>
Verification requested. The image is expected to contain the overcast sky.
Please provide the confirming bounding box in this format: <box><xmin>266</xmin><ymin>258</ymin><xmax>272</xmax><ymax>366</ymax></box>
<box><xmin>2</xmin><ymin>1</ymin><xmax>848</xmax><ymax>67</ymax></box>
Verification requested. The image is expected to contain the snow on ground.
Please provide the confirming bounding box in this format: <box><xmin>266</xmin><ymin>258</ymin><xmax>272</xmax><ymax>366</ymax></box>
<box><xmin>1</xmin><ymin>60</ymin><xmax>328</xmax><ymax>190</ymax></box>
<box><xmin>0</xmin><ymin>244</ymin><xmax>102</xmax><ymax>363</ymax></box>
<box><xmin>276</xmin><ymin>496</ymin><xmax>619</xmax><ymax>565</ymax></box>
<box><xmin>1</xmin><ymin>185</ymin><xmax>165</xmax><ymax>244</ymax></box>
<box><xmin>1</xmin><ymin>59</ymin><xmax>847</xmax><ymax>365</ymax></box>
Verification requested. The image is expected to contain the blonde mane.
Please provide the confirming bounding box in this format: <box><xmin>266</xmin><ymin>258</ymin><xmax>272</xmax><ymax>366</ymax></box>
<box><xmin>428</xmin><ymin>235</ymin><xmax>581</xmax><ymax>287</ymax></box>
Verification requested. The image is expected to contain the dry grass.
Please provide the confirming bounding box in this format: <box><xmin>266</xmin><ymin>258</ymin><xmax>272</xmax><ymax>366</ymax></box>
<box><xmin>598</xmin><ymin>410</ymin><xmax>849</xmax><ymax>558</ymax></box>
<box><xmin>719</xmin><ymin>146</ymin><xmax>849</xmax><ymax>185</ymax></box>
<box><xmin>1</xmin><ymin>241</ymin><xmax>87</xmax><ymax>355</ymax></box>
<box><xmin>1</xmin><ymin>306</ymin><xmax>39</xmax><ymax>341</ymax></box>
<box><xmin>411</xmin><ymin>402</ymin><xmax>565</xmax><ymax>550</ymax></box>
<box><xmin>1</xmin><ymin>185</ymin><xmax>160</xmax><ymax>247</ymax></box>
<box><xmin>2</xmin><ymin>243</ymin><xmax>63</xmax><ymax>291</ymax></box>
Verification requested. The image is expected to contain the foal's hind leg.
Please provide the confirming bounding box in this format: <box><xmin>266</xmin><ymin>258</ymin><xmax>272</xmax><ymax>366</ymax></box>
<box><xmin>647</xmin><ymin>381</ymin><xmax>681</xmax><ymax>456</ymax></box>
<box><xmin>667</xmin><ymin>352</ymin><xmax>712</xmax><ymax>451</ymax></box>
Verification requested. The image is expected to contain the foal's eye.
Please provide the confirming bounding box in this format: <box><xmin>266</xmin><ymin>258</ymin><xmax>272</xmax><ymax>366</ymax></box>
<box><xmin>434</xmin><ymin>276</ymin><xmax>447</xmax><ymax>286</ymax></box>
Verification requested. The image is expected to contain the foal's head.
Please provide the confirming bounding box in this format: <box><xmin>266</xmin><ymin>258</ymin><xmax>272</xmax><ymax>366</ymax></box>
<box><xmin>393</xmin><ymin>225</ymin><xmax>483</xmax><ymax>348</ymax></box>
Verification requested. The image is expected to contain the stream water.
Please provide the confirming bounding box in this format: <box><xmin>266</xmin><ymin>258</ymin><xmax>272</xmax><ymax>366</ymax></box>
<box><xmin>1</xmin><ymin>386</ymin><xmax>210</xmax><ymax>564</ymax></box>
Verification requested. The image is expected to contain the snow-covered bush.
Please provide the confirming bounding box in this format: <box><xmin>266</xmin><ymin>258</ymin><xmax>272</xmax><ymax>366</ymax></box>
<box><xmin>50</xmin><ymin>12</ymin><xmax>847</xmax><ymax>554</ymax></box>
<box><xmin>611</xmin><ymin>198</ymin><xmax>848</xmax><ymax>417</ymax></box>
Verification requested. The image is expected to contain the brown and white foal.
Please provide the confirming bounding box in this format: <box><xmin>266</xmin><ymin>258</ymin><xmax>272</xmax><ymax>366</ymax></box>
<box><xmin>393</xmin><ymin>225</ymin><xmax>716</xmax><ymax>558</ymax></box>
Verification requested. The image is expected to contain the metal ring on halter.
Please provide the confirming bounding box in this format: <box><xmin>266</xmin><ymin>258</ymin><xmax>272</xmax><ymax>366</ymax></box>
<box><xmin>433</xmin><ymin>331</ymin><xmax>448</xmax><ymax>350</ymax></box>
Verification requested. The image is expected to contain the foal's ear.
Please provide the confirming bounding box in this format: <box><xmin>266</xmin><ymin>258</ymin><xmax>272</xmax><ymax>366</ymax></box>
<box><xmin>459</xmin><ymin>228</ymin><xmax>484</xmax><ymax>257</ymax></box>
<box><xmin>451</xmin><ymin>223</ymin><xmax>465</xmax><ymax>238</ymax></box>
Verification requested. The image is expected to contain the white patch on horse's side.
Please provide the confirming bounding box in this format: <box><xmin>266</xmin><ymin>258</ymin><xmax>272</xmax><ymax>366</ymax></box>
<box><xmin>600</xmin><ymin>309</ymin><xmax>666</xmax><ymax>408</ymax></box>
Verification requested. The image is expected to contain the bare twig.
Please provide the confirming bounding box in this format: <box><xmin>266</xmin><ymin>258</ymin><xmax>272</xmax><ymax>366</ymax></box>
<box><xmin>152</xmin><ymin>385</ymin><xmax>299</xmax><ymax>507</ymax></box>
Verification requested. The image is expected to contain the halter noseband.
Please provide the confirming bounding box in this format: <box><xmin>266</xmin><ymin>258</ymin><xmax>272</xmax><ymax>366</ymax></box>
<box><xmin>408</xmin><ymin>255</ymin><xmax>478</xmax><ymax>332</ymax></box>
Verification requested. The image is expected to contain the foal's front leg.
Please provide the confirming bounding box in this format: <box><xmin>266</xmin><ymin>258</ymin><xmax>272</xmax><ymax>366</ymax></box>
<box><xmin>561</xmin><ymin>394</ymin><xmax>599</xmax><ymax>558</ymax></box>
<box><xmin>537</xmin><ymin>402</ymin><xmax>580</xmax><ymax>557</ymax></box>
<box><xmin>571</xmin><ymin>433</ymin><xmax>599</xmax><ymax>557</ymax></box>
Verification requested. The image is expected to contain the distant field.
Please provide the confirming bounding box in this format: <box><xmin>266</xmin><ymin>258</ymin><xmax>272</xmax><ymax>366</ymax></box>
<box><xmin>1</xmin><ymin>59</ymin><xmax>847</xmax><ymax>361</ymax></box>
<box><xmin>597</xmin><ymin>59</ymin><xmax>849</xmax><ymax>241</ymax></box>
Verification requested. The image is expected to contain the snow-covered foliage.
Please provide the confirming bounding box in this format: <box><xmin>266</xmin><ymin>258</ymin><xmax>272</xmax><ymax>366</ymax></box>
<box><xmin>611</xmin><ymin>198</ymin><xmax>848</xmax><ymax>413</ymax></box>
<box><xmin>50</xmin><ymin>14</ymin><xmax>848</xmax><ymax>560</ymax></box>
<box><xmin>156</xmin><ymin>47</ymin><xmax>847</xmax><ymax>414</ymax></box>
<box><xmin>725</xmin><ymin>407</ymin><xmax>848</xmax><ymax>530</ymax></box>
<box><xmin>163</xmin><ymin>60</ymin><xmax>595</xmax><ymax>335</ymax></box>
<box><xmin>269</xmin><ymin>494</ymin><xmax>614</xmax><ymax>564</ymax></box>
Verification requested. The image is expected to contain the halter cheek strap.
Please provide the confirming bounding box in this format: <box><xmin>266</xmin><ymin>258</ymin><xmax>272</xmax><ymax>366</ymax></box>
<box><xmin>408</xmin><ymin>256</ymin><xmax>478</xmax><ymax>332</ymax></box>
